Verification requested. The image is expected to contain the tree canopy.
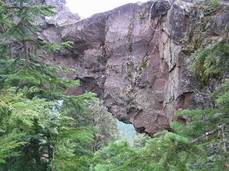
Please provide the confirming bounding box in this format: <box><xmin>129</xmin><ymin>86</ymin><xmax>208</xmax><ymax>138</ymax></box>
<box><xmin>0</xmin><ymin>0</ymin><xmax>228</xmax><ymax>170</ymax></box>
<box><xmin>0</xmin><ymin>0</ymin><xmax>118</xmax><ymax>170</ymax></box>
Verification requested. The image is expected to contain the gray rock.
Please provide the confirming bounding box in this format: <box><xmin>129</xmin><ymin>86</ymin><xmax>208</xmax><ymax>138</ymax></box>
<box><xmin>45</xmin><ymin>0</ymin><xmax>80</xmax><ymax>26</ymax></box>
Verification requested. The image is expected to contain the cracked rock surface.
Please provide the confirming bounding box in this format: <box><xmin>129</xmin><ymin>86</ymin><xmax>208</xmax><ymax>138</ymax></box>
<box><xmin>41</xmin><ymin>0</ymin><xmax>229</xmax><ymax>135</ymax></box>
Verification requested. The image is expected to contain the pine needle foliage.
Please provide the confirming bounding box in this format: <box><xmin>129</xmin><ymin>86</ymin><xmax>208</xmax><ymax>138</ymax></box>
<box><xmin>190</xmin><ymin>38</ymin><xmax>229</xmax><ymax>85</ymax></box>
<box><xmin>0</xmin><ymin>0</ymin><xmax>98</xmax><ymax>170</ymax></box>
<box><xmin>212</xmin><ymin>79</ymin><xmax>229</xmax><ymax>106</ymax></box>
<box><xmin>89</xmin><ymin>100</ymin><xmax>119</xmax><ymax>152</ymax></box>
<box><xmin>172</xmin><ymin>37</ymin><xmax>229</xmax><ymax>170</ymax></box>
<box><xmin>0</xmin><ymin>0</ymin><xmax>75</xmax><ymax>100</ymax></box>
<box><xmin>61</xmin><ymin>99</ymin><xmax>119</xmax><ymax>154</ymax></box>
<box><xmin>92</xmin><ymin>132</ymin><xmax>200</xmax><ymax>171</ymax></box>
<box><xmin>0</xmin><ymin>129</ymin><xmax>25</xmax><ymax>164</ymax></box>
<box><xmin>0</xmin><ymin>88</ymin><xmax>96</xmax><ymax>170</ymax></box>
<box><xmin>92</xmin><ymin>38</ymin><xmax>229</xmax><ymax>171</ymax></box>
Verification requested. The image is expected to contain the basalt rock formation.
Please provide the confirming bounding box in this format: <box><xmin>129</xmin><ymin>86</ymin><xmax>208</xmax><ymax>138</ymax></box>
<box><xmin>41</xmin><ymin>0</ymin><xmax>229</xmax><ymax>135</ymax></box>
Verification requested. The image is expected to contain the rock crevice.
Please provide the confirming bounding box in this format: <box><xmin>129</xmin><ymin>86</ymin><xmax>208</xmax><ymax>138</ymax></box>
<box><xmin>42</xmin><ymin>0</ymin><xmax>229</xmax><ymax>135</ymax></box>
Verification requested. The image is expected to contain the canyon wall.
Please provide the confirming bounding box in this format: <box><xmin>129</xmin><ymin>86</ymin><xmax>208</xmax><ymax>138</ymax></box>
<box><xmin>41</xmin><ymin>0</ymin><xmax>229</xmax><ymax>135</ymax></box>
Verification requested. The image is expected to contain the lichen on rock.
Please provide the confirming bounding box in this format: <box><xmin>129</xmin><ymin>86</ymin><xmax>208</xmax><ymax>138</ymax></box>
<box><xmin>42</xmin><ymin>0</ymin><xmax>229</xmax><ymax>135</ymax></box>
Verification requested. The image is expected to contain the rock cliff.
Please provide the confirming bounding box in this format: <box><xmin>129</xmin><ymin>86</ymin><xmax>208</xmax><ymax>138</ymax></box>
<box><xmin>41</xmin><ymin>0</ymin><xmax>229</xmax><ymax>135</ymax></box>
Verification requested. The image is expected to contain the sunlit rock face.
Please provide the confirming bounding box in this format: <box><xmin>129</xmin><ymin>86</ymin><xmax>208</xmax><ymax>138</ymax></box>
<box><xmin>42</xmin><ymin>0</ymin><xmax>229</xmax><ymax>135</ymax></box>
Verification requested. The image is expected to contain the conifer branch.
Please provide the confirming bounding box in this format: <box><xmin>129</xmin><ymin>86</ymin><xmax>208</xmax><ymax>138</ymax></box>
<box><xmin>191</xmin><ymin>123</ymin><xmax>228</xmax><ymax>144</ymax></box>
<box><xmin>221</xmin><ymin>124</ymin><xmax>227</xmax><ymax>152</ymax></box>
<box><xmin>22</xmin><ymin>40</ymin><xmax>29</xmax><ymax>65</ymax></box>
<box><xmin>190</xmin><ymin>84</ymin><xmax>210</xmax><ymax>96</ymax></box>
<box><xmin>0</xmin><ymin>99</ymin><xmax>16</xmax><ymax>110</ymax></box>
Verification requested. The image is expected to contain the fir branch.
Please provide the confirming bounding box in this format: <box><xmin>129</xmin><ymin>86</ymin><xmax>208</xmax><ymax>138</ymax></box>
<box><xmin>22</xmin><ymin>40</ymin><xmax>29</xmax><ymax>65</ymax></box>
<box><xmin>0</xmin><ymin>99</ymin><xmax>16</xmax><ymax>110</ymax></box>
<box><xmin>221</xmin><ymin>124</ymin><xmax>227</xmax><ymax>152</ymax></box>
<box><xmin>191</xmin><ymin>123</ymin><xmax>228</xmax><ymax>143</ymax></box>
<box><xmin>190</xmin><ymin>84</ymin><xmax>210</xmax><ymax>96</ymax></box>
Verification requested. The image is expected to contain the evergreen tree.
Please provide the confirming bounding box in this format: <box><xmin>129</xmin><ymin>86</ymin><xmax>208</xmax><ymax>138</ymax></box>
<box><xmin>0</xmin><ymin>0</ymin><xmax>97</xmax><ymax>170</ymax></box>
<box><xmin>172</xmin><ymin>37</ymin><xmax>229</xmax><ymax>170</ymax></box>
<box><xmin>62</xmin><ymin>99</ymin><xmax>120</xmax><ymax>152</ymax></box>
<box><xmin>92</xmin><ymin>37</ymin><xmax>229</xmax><ymax>171</ymax></box>
<box><xmin>92</xmin><ymin>132</ymin><xmax>200</xmax><ymax>171</ymax></box>
<box><xmin>89</xmin><ymin>100</ymin><xmax>119</xmax><ymax>152</ymax></box>
<box><xmin>0</xmin><ymin>0</ymin><xmax>76</xmax><ymax>99</ymax></box>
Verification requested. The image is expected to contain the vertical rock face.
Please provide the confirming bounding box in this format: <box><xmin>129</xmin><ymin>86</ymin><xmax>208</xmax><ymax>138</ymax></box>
<box><xmin>42</xmin><ymin>0</ymin><xmax>229</xmax><ymax>135</ymax></box>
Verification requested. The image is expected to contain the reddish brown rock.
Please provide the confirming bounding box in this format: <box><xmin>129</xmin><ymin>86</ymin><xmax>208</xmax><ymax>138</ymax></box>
<box><xmin>42</xmin><ymin>0</ymin><xmax>229</xmax><ymax>135</ymax></box>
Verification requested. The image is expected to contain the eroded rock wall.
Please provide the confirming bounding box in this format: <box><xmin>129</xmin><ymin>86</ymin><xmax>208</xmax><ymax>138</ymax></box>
<box><xmin>42</xmin><ymin>0</ymin><xmax>229</xmax><ymax>135</ymax></box>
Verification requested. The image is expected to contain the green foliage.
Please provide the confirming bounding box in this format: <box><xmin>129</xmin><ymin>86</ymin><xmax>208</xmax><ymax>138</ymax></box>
<box><xmin>62</xmin><ymin>99</ymin><xmax>119</xmax><ymax>152</ymax></box>
<box><xmin>92</xmin><ymin>132</ymin><xmax>200</xmax><ymax>171</ymax></box>
<box><xmin>0</xmin><ymin>0</ymin><xmax>99</xmax><ymax>170</ymax></box>
<box><xmin>190</xmin><ymin>38</ymin><xmax>229</xmax><ymax>85</ymax></box>
<box><xmin>0</xmin><ymin>2</ymin><xmax>56</xmax><ymax>40</ymax></box>
<box><xmin>133</xmin><ymin>133</ymin><xmax>150</xmax><ymax>148</ymax></box>
<box><xmin>1</xmin><ymin>0</ymin><xmax>227</xmax><ymax>170</ymax></box>
<box><xmin>1</xmin><ymin>60</ymin><xmax>80</xmax><ymax>99</ymax></box>
<box><xmin>0</xmin><ymin>88</ymin><xmax>97</xmax><ymax>170</ymax></box>
<box><xmin>92</xmin><ymin>37</ymin><xmax>229</xmax><ymax>171</ymax></box>
<box><xmin>89</xmin><ymin>100</ymin><xmax>119</xmax><ymax>151</ymax></box>
<box><xmin>0</xmin><ymin>130</ymin><xmax>25</xmax><ymax>163</ymax></box>
<box><xmin>173</xmin><ymin>38</ymin><xmax>229</xmax><ymax>170</ymax></box>
<box><xmin>212</xmin><ymin>79</ymin><xmax>229</xmax><ymax>106</ymax></box>
<box><xmin>93</xmin><ymin>140</ymin><xmax>135</xmax><ymax>171</ymax></box>
<box><xmin>42</xmin><ymin>41</ymin><xmax>74</xmax><ymax>53</ymax></box>
<box><xmin>211</xmin><ymin>0</ymin><xmax>220</xmax><ymax>7</ymax></box>
<box><xmin>52</xmin><ymin>126</ymin><xmax>96</xmax><ymax>171</ymax></box>
<box><xmin>0</xmin><ymin>0</ymin><xmax>77</xmax><ymax>100</ymax></box>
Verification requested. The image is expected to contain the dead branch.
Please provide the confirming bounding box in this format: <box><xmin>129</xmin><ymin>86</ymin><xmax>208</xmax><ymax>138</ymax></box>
<box><xmin>191</xmin><ymin>123</ymin><xmax>228</xmax><ymax>144</ymax></box>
